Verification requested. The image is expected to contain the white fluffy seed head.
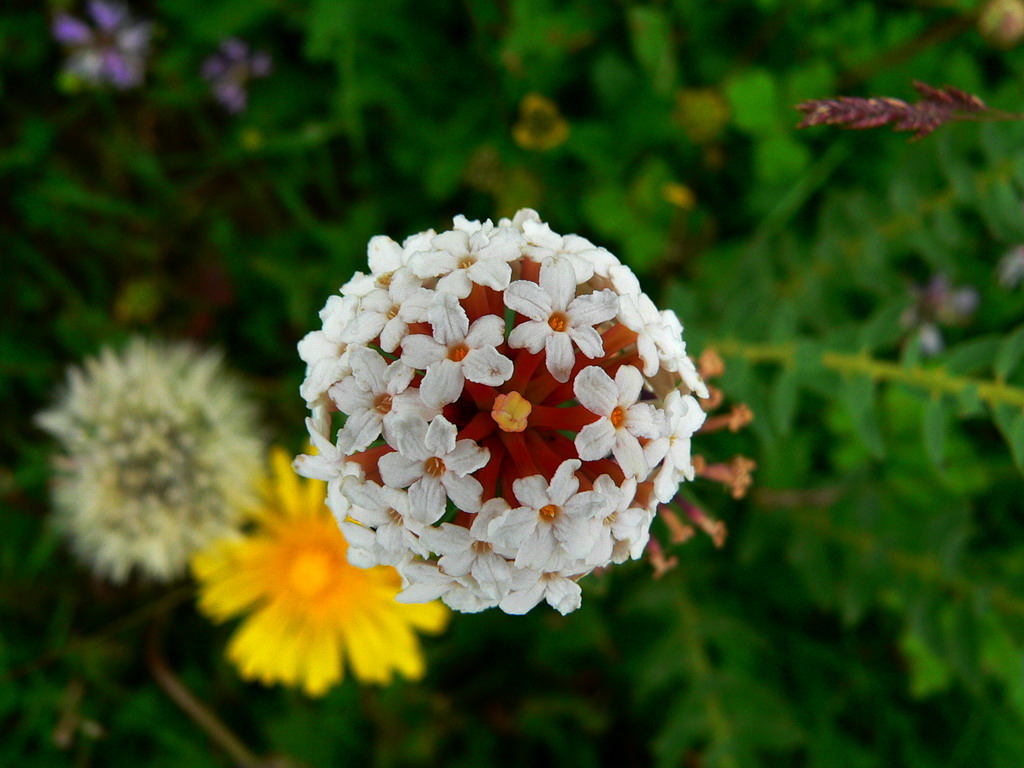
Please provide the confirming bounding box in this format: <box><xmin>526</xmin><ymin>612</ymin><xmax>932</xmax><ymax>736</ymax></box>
<box><xmin>296</xmin><ymin>211</ymin><xmax>707</xmax><ymax>615</ymax></box>
<box><xmin>37</xmin><ymin>337</ymin><xmax>264</xmax><ymax>584</ymax></box>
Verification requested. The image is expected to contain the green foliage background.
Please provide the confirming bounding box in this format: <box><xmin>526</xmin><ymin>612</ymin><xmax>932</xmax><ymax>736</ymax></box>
<box><xmin>4</xmin><ymin>0</ymin><xmax>1024</xmax><ymax>765</ymax></box>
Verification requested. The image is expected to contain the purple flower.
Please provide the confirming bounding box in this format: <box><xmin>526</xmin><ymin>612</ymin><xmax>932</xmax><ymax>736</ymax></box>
<box><xmin>202</xmin><ymin>39</ymin><xmax>272</xmax><ymax>114</ymax></box>
<box><xmin>900</xmin><ymin>274</ymin><xmax>979</xmax><ymax>356</ymax></box>
<box><xmin>52</xmin><ymin>1</ymin><xmax>151</xmax><ymax>90</ymax></box>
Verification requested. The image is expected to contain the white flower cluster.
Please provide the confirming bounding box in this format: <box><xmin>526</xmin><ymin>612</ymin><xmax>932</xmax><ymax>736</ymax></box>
<box><xmin>296</xmin><ymin>210</ymin><xmax>707</xmax><ymax>615</ymax></box>
<box><xmin>37</xmin><ymin>338</ymin><xmax>264</xmax><ymax>583</ymax></box>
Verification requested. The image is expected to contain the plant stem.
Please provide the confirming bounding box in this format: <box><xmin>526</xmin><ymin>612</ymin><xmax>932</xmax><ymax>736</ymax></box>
<box><xmin>145</xmin><ymin>618</ymin><xmax>264</xmax><ymax>768</ymax></box>
<box><xmin>714</xmin><ymin>339</ymin><xmax>1024</xmax><ymax>409</ymax></box>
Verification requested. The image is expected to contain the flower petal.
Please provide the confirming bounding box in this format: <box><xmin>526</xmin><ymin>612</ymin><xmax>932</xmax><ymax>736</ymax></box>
<box><xmin>573</xmin><ymin>366</ymin><xmax>617</xmax><ymax>416</ymax></box>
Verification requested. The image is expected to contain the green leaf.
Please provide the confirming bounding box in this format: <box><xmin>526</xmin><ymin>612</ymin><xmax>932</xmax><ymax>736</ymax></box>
<box><xmin>842</xmin><ymin>374</ymin><xmax>885</xmax><ymax>458</ymax></box>
<box><xmin>922</xmin><ymin>397</ymin><xmax>948</xmax><ymax>469</ymax></box>
<box><xmin>771</xmin><ymin>367</ymin><xmax>800</xmax><ymax>436</ymax></box>
<box><xmin>992</xmin><ymin>403</ymin><xmax>1024</xmax><ymax>473</ymax></box>
<box><xmin>754</xmin><ymin>133</ymin><xmax>811</xmax><ymax>184</ymax></box>
<box><xmin>944</xmin><ymin>336</ymin><xmax>1001</xmax><ymax>376</ymax></box>
<box><xmin>725</xmin><ymin>68</ymin><xmax>779</xmax><ymax>136</ymax></box>
<box><xmin>626</xmin><ymin>7</ymin><xmax>677</xmax><ymax>96</ymax></box>
<box><xmin>900</xmin><ymin>631</ymin><xmax>952</xmax><ymax>698</ymax></box>
<box><xmin>995</xmin><ymin>325</ymin><xmax>1024</xmax><ymax>380</ymax></box>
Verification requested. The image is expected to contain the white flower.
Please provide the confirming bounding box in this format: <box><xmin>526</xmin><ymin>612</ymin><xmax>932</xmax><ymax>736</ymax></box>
<box><xmin>340</xmin><ymin>269</ymin><xmax>434</xmax><ymax>352</ymax></box>
<box><xmin>499</xmin><ymin>569</ymin><xmax>583</xmax><ymax>616</ymax></box>
<box><xmin>487</xmin><ymin>460</ymin><xmax>607</xmax><ymax>571</ymax></box>
<box><xmin>401</xmin><ymin>293</ymin><xmax>513</xmax><ymax>408</ymax></box>
<box><xmin>297</xmin><ymin>211</ymin><xmax>714</xmax><ymax>615</ymax></box>
<box><xmin>652</xmin><ymin>390</ymin><xmax>706</xmax><ymax>503</ymax></box>
<box><xmin>395</xmin><ymin>562</ymin><xmax>500</xmax><ymax>613</ymax></box>
<box><xmin>505</xmin><ymin>259</ymin><xmax>619</xmax><ymax>382</ymax></box>
<box><xmin>378</xmin><ymin>414</ymin><xmax>489</xmax><ymax>523</ymax></box>
<box><xmin>340</xmin><ymin>480</ymin><xmax>428</xmax><ymax>567</ymax></box>
<box><xmin>328</xmin><ymin>347</ymin><xmax>416</xmax><ymax>452</ymax></box>
<box><xmin>409</xmin><ymin>217</ymin><xmax>522</xmax><ymax>298</ymax></box>
<box><xmin>297</xmin><ymin>294</ymin><xmax>358</xmax><ymax>405</ymax></box>
<box><xmin>521</xmin><ymin>219</ymin><xmax>619</xmax><ymax>281</ymax></box>
<box><xmin>574</xmin><ymin>364</ymin><xmax>667</xmax><ymax>479</ymax></box>
<box><xmin>418</xmin><ymin>502</ymin><xmax>513</xmax><ymax>600</ymax></box>
<box><xmin>585</xmin><ymin>475</ymin><xmax>652</xmax><ymax>565</ymax></box>
<box><xmin>36</xmin><ymin>338</ymin><xmax>263</xmax><ymax>584</ymax></box>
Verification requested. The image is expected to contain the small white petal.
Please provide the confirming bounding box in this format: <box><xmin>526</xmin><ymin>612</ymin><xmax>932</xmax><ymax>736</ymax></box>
<box><xmin>504</xmin><ymin>281</ymin><xmax>552</xmax><ymax>321</ymax></box>
<box><xmin>508</xmin><ymin>320</ymin><xmax>549</xmax><ymax>353</ymax></box>
<box><xmin>462</xmin><ymin>347</ymin><xmax>513</xmax><ymax>386</ymax></box>
<box><xmin>575</xmin><ymin>419</ymin><xmax>616</xmax><ymax>461</ymax></box>
<box><xmin>574</xmin><ymin>366</ymin><xmax>617</xmax><ymax>416</ymax></box>
<box><xmin>544</xmin><ymin>332</ymin><xmax>575</xmax><ymax>382</ymax></box>
<box><xmin>420</xmin><ymin>360</ymin><xmax>465</xmax><ymax>409</ymax></box>
<box><xmin>568</xmin><ymin>289</ymin><xmax>618</xmax><ymax>327</ymax></box>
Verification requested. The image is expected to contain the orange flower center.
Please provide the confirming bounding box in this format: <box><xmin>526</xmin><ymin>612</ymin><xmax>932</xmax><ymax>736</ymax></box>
<box><xmin>547</xmin><ymin>312</ymin><xmax>569</xmax><ymax>332</ymax></box>
<box><xmin>424</xmin><ymin>457</ymin><xmax>447</xmax><ymax>477</ymax></box>
<box><xmin>448</xmin><ymin>343</ymin><xmax>470</xmax><ymax>362</ymax></box>
<box><xmin>610</xmin><ymin>406</ymin><xmax>626</xmax><ymax>429</ymax></box>
<box><xmin>375</xmin><ymin>393</ymin><xmax>393</xmax><ymax>414</ymax></box>
<box><xmin>539</xmin><ymin>504</ymin><xmax>560</xmax><ymax>521</ymax></box>
<box><xmin>287</xmin><ymin>548</ymin><xmax>335</xmax><ymax>598</ymax></box>
<box><xmin>491</xmin><ymin>391</ymin><xmax>532</xmax><ymax>433</ymax></box>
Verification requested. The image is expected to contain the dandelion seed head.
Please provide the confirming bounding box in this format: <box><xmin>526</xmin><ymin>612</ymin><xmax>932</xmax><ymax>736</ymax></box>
<box><xmin>37</xmin><ymin>338</ymin><xmax>263</xmax><ymax>584</ymax></box>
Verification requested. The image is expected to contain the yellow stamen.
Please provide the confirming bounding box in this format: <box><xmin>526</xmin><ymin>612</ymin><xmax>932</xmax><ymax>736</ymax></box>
<box><xmin>491</xmin><ymin>391</ymin><xmax>532</xmax><ymax>433</ymax></box>
<box><xmin>610</xmin><ymin>406</ymin><xmax>626</xmax><ymax>429</ymax></box>
<box><xmin>374</xmin><ymin>393</ymin><xmax>393</xmax><ymax>414</ymax></box>
<box><xmin>547</xmin><ymin>312</ymin><xmax>569</xmax><ymax>332</ymax></box>
<box><xmin>448</xmin><ymin>344</ymin><xmax>469</xmax><ymax>362</ymax></box>
<box><xmin>539</xmin><ymin>504</ymin><xmax>560</xmax><ymax>521</ymax></box>
<box><xmin>424</xmin><ymin>457</ymin><xmax>446</xmax><ymax>477</ymax></box>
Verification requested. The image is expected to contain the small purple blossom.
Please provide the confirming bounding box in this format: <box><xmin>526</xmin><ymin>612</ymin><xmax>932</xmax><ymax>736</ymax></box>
<box><xmin>52</xmin><ymin>1</ymin><xmax>151</xmax><ymax>90</ymax></box>
<box><xmin>900</xmin><ymin>274</ymin><xmax>979</xmax><ymax>356</ymax></box>
<box><xmin>202</xmin><ymin>39</ymin><xmax>272</xmax><ymax>114</ymax></box>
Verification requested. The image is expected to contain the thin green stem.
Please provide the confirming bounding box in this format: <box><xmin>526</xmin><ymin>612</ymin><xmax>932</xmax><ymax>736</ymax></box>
<box><xmin>714</xmin><ymin>340</ymin><xmax>1024</xmax><ymax>409</ymax></box>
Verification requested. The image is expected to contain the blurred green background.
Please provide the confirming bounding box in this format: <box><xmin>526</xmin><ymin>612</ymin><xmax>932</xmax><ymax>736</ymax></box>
<box><xmin>5</xmin><ymin>0</ymin><xmax>1024</xmax><ymax>765</ymax></box>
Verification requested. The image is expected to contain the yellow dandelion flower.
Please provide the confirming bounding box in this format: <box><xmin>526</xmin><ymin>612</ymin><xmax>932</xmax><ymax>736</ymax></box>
<box><xmin>512</xmin><ymin>93</ymin><xmax>570</xmax><ymax>151</ymax></box>
<box><xmin>192</xmin><ymin>448</ymin><xmax>449</xmax><ymax>696</ymax></box>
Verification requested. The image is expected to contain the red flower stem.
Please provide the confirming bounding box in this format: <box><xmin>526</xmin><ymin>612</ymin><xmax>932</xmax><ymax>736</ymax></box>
<box><xmin>505</xmin><ymin>349</ymin><xmax>545</xmax><ymax>392</ymax></box>
<box><xmin>601</xmin><ymin>323</ymin><xmax>638</xmax><ymax>356</ymax></box>
<box><xmin>463</xmin><ymin>284</ymin><xmax>490</xmax><ymax>322</ymax></box>
<box><xmin>520</xmin><ymin>259</ymin><xmax>541</xmax><ymax>282</ymax></box>
<box><xmin>526</xmin><ymin>361</ymin><xmax>579</xmax><ymax>403</ymax></box>
<box><xmin>348</xmin><ymin>445</ymin><xmax>391</xmax><ymax>477</ymax></box>
<box><xmin>499</xmin><ymin>431</ymin><xmax>540</xmax><ymax>479</ymax></box>
<box><xmin>500</xmin><ymin>454</ymin><xmax>523</xmax><ymax>503</ymax></box>
<box><xmin>459</xmin><ymin>410</ymin><xmax>497</xmax><ymax>442</ymax></box>
<box><xmin>525</xmin><ymin>429</ymin><xmax>573</xmax><ymax>478</ymax></box>
<box><xmin>528</xmin><ymin>404</ymin><xmax>599</xmax><ymax>432</ymax></box>
<box><xmin>476</xmin><ymin>436</ymin><xmax>505</xmax><ymax>502</ymax></box>
<box><xmin>463</xmin><ymin>381</ymin><xmax>498</xmax><ymax>410</ymax></box>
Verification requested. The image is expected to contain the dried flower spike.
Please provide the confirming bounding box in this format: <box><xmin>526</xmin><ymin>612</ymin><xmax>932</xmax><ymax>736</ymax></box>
<box><xmin>295</xmin><ymin>211</ymin><xmax>709</xmax><ymax>615</ymax></box>
<box><xmin>795</xmin><ymin>81</ymin><xmax>1006</xmax><ymax>140</ymax></box>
